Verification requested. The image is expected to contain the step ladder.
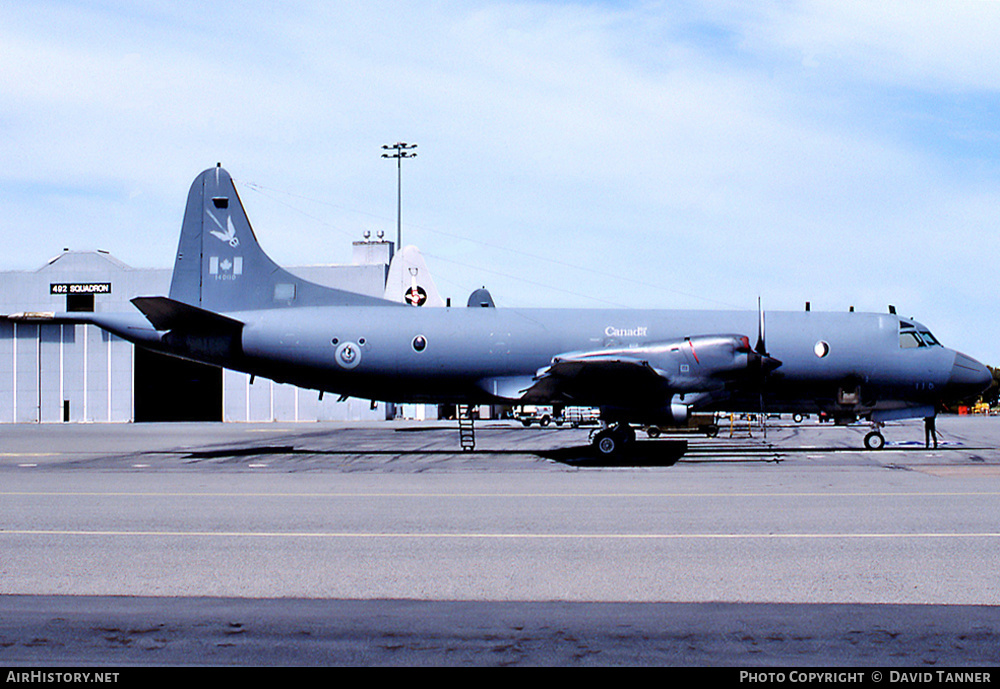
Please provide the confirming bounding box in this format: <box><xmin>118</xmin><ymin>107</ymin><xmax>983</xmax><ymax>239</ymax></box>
<box><xmin>727</xmin><ymin>413</ymin><xmax>755</xmax><ymax>439</ymax></box>
<box><xmin>457</xmin><ymin>405</ymin><xmax>476</xmax><ymax>451</ymax></box>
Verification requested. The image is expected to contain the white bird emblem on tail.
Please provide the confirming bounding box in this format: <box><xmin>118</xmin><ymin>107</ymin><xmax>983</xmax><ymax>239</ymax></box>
<box><xmin>206</xmin><ymin>210</ymin><xmax>240</xmax><ymax>247</ymax></box>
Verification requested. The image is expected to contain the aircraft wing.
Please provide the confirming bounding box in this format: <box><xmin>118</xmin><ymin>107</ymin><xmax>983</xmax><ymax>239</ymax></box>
<box><xmin>519</xmin><ymin>354</ymin><xmax>668</xmax><ymax>405</ymax></box>
<box><xmin>512</xmin><ymin>334</ymin><xmax>778</xmax><ymax>407</ymax></box>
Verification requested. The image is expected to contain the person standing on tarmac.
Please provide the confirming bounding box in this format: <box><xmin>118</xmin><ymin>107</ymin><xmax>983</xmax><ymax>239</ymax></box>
<box><xmin>924</xmin><ymin>416</ymin><xmax>938</xmax><ymax>449</ymax></box>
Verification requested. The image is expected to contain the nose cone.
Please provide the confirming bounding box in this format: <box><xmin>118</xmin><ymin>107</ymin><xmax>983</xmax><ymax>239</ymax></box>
<box><xmin>946</xmin><ymin>352</ymin><xmax>993</xmax><ymax>401</ymax></box>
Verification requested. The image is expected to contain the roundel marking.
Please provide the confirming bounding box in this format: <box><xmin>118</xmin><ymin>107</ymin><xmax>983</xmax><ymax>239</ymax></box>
<box><xmin>405</xmin><ymin>286</ymin><xmax>428</xmax><ymax>306</ymax></box>
<box><xmin>814</xmin><ymin>341</ymin><xmax>830</xmax><ymax>358</ymax></box>
<box><xmin>336</xmin><ymin>341</ymin><xmax>362</xmax><ymax>369</ymax></box>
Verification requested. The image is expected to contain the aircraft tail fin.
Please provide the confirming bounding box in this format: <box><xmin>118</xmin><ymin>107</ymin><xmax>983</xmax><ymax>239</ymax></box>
<box><xmin>168</xmin><ymin>166</ymin><xmax>399</xmax><ymax>312</ymax></box>
<box><xmin>384</xmin><ymin>245</ymin><xmax>446</xmax><ymax>307</ymax></box>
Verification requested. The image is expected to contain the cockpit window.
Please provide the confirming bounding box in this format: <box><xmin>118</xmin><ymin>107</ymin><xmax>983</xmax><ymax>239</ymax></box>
<box><xmin>898</xmin><ymin>320</ymin><xmax>942</xmax><ymax>349</ymax></box>
<box><xmin>898</xmin><ymin>328</ymin><xmax>942</xmax><ymax>349</ymax></box>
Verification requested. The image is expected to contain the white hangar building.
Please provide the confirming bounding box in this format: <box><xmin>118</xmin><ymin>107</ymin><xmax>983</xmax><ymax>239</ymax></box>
<box><xmin>0</xmin><ymin>239</ymin><xmax>445</xmax><ymax>424</ymax></box>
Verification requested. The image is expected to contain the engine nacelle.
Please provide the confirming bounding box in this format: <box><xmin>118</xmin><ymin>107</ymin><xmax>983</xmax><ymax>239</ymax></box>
<box><xmin>669</xmin><ymin>397</ymin><xmax>691</xmax><ymax>425</ymax></box>
<box><xmin>600</xmin><ymin>394</ymin><xmax>695</xmax><ymax>427</ymax></box>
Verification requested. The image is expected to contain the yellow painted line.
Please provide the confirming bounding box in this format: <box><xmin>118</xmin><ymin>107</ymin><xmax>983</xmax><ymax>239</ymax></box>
<box><xmin>2</xmin><ymin>529</ymin><xmax>1000</xmax><ymax>540</ymax></box>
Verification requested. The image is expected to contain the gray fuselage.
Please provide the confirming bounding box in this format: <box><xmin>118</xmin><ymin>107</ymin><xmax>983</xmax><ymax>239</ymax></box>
<box><xmin>222</xmin><ymin>305</ymin><xmax>977</xmax><ymax>422</ymax></box>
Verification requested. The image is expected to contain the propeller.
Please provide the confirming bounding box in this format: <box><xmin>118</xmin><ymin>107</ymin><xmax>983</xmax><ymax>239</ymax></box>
<box><xmin>752</xmin><ymin>297</ymin><xmax>782</xmax><ymax>437</ymax></box>
<box><xmin>755</xmin><ymin>296</ymin><xmax>766</xmax><ymax>358</ymax></box>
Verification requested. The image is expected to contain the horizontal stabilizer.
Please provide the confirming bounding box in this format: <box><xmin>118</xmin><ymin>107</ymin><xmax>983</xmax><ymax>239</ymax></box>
<box><xmin>5</xmin><ymin>312</ymin><xmax>58</xmax><ymax>321</ymax></box>
<box><xmin>131</xmin><ymin>296</ymin><xmax>244</xmax><ymax>332</ymax></box>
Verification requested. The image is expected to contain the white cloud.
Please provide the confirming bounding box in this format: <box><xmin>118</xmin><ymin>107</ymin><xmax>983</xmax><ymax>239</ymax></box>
<box><xmin>756</xmin><ymin>0</ymin><xmax>1000</xmax><ymax>91</ymax></box>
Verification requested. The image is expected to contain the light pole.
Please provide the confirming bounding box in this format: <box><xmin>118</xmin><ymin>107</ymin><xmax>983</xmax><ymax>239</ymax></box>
<box><xmin>381</xmin><ymin>142</ymin><xmax>417</xmax><ymax>251</ymax></box>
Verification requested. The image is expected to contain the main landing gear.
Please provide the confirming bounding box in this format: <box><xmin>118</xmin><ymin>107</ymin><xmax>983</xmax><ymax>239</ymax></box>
<box><xmin>591</xmin><ymin>423</ymin><xmax>636</xmax><ymax>458</ymax></box>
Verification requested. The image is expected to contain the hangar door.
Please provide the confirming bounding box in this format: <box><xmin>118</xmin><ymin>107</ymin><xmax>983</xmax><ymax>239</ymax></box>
<box><xmin>134</xmin><ymin>348</ymin><xmax>222</xmax><ymax>422</ymax></box>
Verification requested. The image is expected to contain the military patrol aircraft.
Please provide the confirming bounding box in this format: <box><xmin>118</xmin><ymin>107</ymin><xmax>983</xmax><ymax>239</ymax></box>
<box><xmin>40</xmin><ymin>165</ymin><xmax>993</xmax><ymax>458</ymax></box>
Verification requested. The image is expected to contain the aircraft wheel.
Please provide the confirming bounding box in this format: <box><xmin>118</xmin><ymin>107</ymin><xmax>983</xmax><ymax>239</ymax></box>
<box><xmin>594</xmin><ymin>429</ymin><xmax>620</xmax><ymax>458</ymax></box>
<box><xmin>864</xmin><ymin>431</ymin><xmax>886</xmax><ymax>450</ymax></box>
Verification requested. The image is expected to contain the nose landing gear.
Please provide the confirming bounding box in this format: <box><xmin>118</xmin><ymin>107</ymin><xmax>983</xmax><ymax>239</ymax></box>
<box><xmin>863</xmin><ymin>429</ymin><xmax>886</xmax><ymax>450</ymax></box>
<box><xmin>864</xmin><ymin>421</ymin><xmax>886</xmax><ymax>450</ymax></box>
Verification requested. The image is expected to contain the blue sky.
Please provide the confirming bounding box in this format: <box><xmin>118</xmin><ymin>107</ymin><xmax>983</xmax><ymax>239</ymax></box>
<box><xmin>2</xmin><ymin>1</ymin><xmax>999</xmax><ymax>363</ymax></box>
